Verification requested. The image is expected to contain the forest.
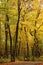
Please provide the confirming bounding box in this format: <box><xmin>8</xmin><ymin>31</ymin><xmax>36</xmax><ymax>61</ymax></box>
<box><xmin>0</xmin><ymin>0</ymin><xmax>43</xmax><ymax>63</ymax></box>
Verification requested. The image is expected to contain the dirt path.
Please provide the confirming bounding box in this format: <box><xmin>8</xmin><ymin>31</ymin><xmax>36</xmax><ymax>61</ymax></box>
<box><xmin>0</xmin><ymin>61</ymin><xmax>43</xmax><ymax>65</ymax></box>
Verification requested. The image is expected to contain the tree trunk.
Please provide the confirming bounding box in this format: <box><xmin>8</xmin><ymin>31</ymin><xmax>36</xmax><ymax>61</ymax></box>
<box><xmin>8</xmin><ymin>24</ymin><xmax>13</xmax><ymax>61</ymax></box>
<box><xmin>24</xmin><ymin>27</ymin><xmax>29</xmax><ymax>60</ymax></box>
<box><xmin>0</xmin><ymin>22</ymin><xmax>2</xmax><ymax>58</ymax></box>
<box><xmin>5</xmin><ymin>14</ymin><xmax>13</xmax><ymax>61</ymax></box>
<box><xmin>14</xmin><ymin>0</ymin><xmax>21</xmax><ymax>61</ymax></box>
<box><xmin>18</xmin><ymin>41</ymin><xmax>21</xmax><ymax>56</ymax></box>
<box><xmin>27</xmin><ymin>43</ymin><xmax>29</xmax><ymax>60</ymax></box>
<box><xmin>5</xmin><ymin>23</ymin><xmax>8</xmax><ymax>58</ymax></box>
<box><xmin>32</xmin><ymin>9</ymin><xmax>40</xmax><ymax>60</ymax></box>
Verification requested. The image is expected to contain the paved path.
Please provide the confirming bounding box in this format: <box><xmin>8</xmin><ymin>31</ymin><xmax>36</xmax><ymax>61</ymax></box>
<box><xmin>0</xmin><ymin>61</ymin><xmax>43</xmax><ymax>65</ymax></box>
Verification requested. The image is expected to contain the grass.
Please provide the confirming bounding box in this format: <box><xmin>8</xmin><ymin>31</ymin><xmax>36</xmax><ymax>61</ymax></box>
<box><xmin>0</xmin><ymin>55</ymin><xmax>43</xmax><ymax>63</ymax></box>
<box><xmin>0</xmin><ymin>57</ymin><xmax>11</xmax><ymax>63</ymax></box>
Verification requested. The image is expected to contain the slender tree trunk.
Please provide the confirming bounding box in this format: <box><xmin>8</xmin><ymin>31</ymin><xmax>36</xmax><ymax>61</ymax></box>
<box><xmin>8</xmin><ymin>24</ymin><xmax>13</xmax><ymax>61</ymax></box>
<box><xmin>14</xmin><ymin>0</ymin><xmax>21</xmax><ymax>60</ymax></box>
<box><xmin>5</xmin><ymin>23</ymin><xmax>8</xmax><ymax>58</ymax></box>
<box><xmin>27</xmin><ymin>43</ymin><xmax>29</xmax><ymax>60</ymax></box>
<box><xmin>0</xmin><ymin>22</ymin><xmax>2</xmax><ymax>58</ymax></box>
<box><xmin>18</xmin><ymin>41</ymin><xmax>21</xmax><ymax>56</ymax></box>
<box><xmin>24</xmin><ymin>27</ymin><xmax>29</xmax><ymax>60</ymax></box>
<box><xmin>5</xmin><ymin>14</ymin><xmax>13</xmax><ymax>61</ymax></box>
<box><xmin>32</xmin><ymin>9</ymin><xmax>40</xmax><ymax>60</ymax></box>
<box><xmin>5</xmin><ymin>0</ymin><xmax>13</xmax><ymax>61</ymax></box>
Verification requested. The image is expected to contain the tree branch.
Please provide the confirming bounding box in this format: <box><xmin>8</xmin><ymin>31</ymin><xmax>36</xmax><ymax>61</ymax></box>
<box><xmin>37</xmin><ymin>23</ymin><xmax>43</xmax><ymax>30</ymax></box>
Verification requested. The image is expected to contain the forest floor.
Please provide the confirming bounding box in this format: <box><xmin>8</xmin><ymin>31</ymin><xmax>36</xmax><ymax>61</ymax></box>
<box><xmin>0</xmin><ymin>61</ymin><xmax>43</xmax><ymax>65</ymax></box>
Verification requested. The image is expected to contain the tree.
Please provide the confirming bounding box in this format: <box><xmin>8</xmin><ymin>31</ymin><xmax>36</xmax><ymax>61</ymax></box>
<box><xmin>5</xmin><ymin>14</ymin><xmax>13</xmax><ymax>61</ymax></box>
<box><xmin>18</xmin><ymin>40</ymin><xmax>21</xmax><ymax>56</ymax></box>
<box><xmin>4</xmin><ymin>0</ymin><xmax>13</xmax><ymax>61</ymax></box>
<box><xmin>24</xmin><ymin>27</ymin><xmax>29</xmax><ymax>60</ymax></box>
<box><xmin>14</xmin><ymin>0</ymin><xmax>21</xmax><ymax>61</ymax></box>
<box><xmin>0</xmin><ymin>21</ymin><xmax>2</xmax><ymax>58</ymax></box>
<box><xmin>31</xmin><ymin>6</ymin><xmax>42</xmax><ymax>60</ymax></box>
